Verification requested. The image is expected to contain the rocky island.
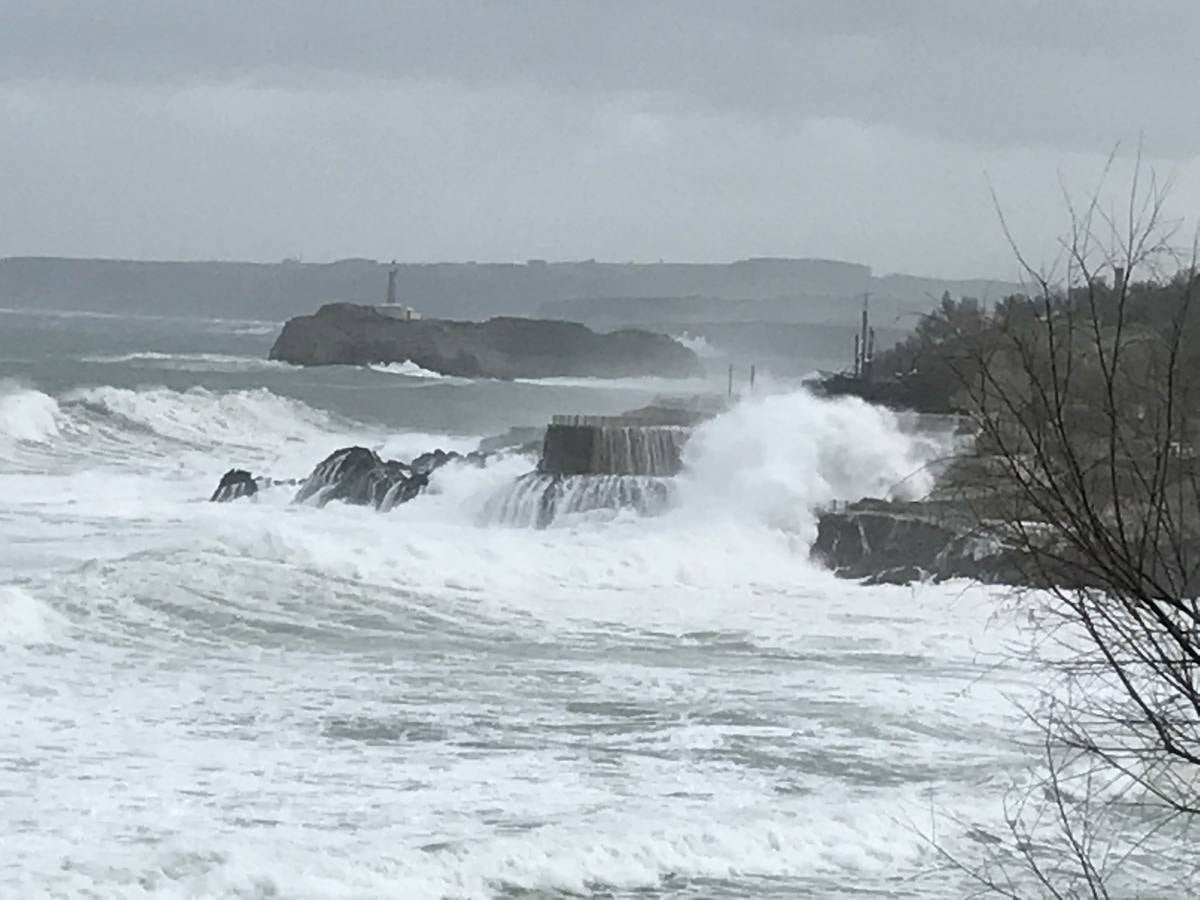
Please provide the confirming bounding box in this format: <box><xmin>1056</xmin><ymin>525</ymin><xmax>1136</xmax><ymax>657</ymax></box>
<box><xmin>268</xmin><ymin>303</ymin><xmax>703</xmax><ymax>379</ymax></box>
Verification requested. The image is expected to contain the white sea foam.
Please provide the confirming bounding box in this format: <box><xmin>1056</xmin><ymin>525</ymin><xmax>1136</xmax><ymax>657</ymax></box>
<box><xmin>62</xmin><ymin>384</ymin><xmax>338</xmax><ymax>450</ymax></box>
<box><xmin>369</xmin><ymin>360</ymin><xmax>449</xmax><ymax>380</ymax></box>
<box><xmin>0</xmin><ymin>383</ymin><xmax>62</xmax><ymax>445</ymax></box>
<box><xmin>81</xmin><ymin>351</ymin><xmax>291</xmax><ymax>373</ymax></box>
<box><xmin>0</xmin><ymin>584</ymin><xmax>67</xmax><ymax>647</ymax></box>
<box><xmin>0</xmin><ymin>372</ymin><xmax>1075</xmax><ymax>897</ymax></box>
<box><xmin>673</xmin><ymin>388</ymin><xmax>948</xmax><ymax>542</ymax></box>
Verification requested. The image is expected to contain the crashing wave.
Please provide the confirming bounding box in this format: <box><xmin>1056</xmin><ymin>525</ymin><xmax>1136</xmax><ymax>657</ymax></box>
<box><xmin>0</xmin><ymin>384</ymin><xmax>62</xmax><ymax>446</ymax></box>
<box><xmin>61</xmin><ymin>385</ymin><xmax>337</xmax><ymax>449</ymax></box>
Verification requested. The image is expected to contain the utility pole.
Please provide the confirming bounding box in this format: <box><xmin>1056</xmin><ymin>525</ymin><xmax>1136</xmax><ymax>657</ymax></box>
<box><xmin>860</xmin><ymin>292</ymin><xmax>871</xmax><ymax>383</ymax></box>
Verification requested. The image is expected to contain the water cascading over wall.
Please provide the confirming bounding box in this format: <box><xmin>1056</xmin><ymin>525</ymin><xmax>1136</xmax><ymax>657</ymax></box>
<box><xmin>482</xmin><ymin>416</ymin><xmax>692</xmax><ymax>527</ymax></box>
<box><xmin>539</xmin><ymin>417</ymin><xmax>689</xmax><ymax>477</ymax></box>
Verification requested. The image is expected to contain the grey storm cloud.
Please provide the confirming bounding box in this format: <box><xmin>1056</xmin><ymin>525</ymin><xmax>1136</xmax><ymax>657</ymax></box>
<box><xmin>1</xmin><ymin>1</ymin><xmax>1198</xmax><ymax>273</ymax></box>
<box><xmin>4</xmin><ymin>0</ymin><xmax>1199</xmax><ymax>154</ymax></box>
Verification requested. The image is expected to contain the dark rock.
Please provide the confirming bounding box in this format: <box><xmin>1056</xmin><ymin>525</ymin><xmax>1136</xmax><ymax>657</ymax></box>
<box><xmin>293</xmin><ymin>446</ymin><xmax>407</xmax><ymax>509</ymax></box>
<box><xmin>292</xmin><ymin>445</ymin><xmax>465</xmax><ymax>511</ymax></box>
<box><xmin>864</xmin><ymin>565</ymin><xmax>928</xmax><ymax>586</ymax></box>
<box><xmin>210</xmin><ymin>469</ymin><xmax>259</xmax><ymax>503</ymax></box>
<box><xmin>410</xmin><ymin>448</ymin><xmax>455</xmax><ymax>475</ymax></box>
<box><xmin>268</xmin><ymin>303</ymin><xmax>703</xmax><ymax>379</ymax></box>
<box><xmin>811</xmin><ymin>502</ymin><xmax>1028</xmax><ymax>586</ymax></box>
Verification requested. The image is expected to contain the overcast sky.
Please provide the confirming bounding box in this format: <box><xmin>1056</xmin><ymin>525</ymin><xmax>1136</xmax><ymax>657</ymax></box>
<box><xmin>1</xmin><ymin>1</ymin><xmax>1197</xmax><ymax>278</ymax></box>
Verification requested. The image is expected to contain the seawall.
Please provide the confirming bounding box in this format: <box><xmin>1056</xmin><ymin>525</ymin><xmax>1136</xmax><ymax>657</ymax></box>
<box><xmin>539</xmin><ymin>419</ymin><xmax>691</xmax><ymax>476</ymax></box>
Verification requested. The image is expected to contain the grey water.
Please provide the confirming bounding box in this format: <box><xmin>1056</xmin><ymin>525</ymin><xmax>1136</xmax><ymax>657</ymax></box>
<box><xmin>0</xmin><ymin>307</ymin><xmax>1038</xmax><ymax>898</ymax></box>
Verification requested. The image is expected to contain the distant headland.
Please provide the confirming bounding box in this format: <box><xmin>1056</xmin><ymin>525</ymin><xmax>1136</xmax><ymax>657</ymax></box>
<box><xmin>268</xmin><ymin>302</ymin><xmax>703</xmax><ymax>379</ymax></box>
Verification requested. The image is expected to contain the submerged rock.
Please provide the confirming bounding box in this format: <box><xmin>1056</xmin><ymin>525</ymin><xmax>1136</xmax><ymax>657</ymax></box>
<box><xmin>210</xmin><ymin>469</ymin><xmax>259</xmax><ymax>503</ymax></box>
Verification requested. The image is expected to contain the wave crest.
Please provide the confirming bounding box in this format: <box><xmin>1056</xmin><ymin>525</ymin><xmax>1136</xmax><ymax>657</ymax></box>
<box><xmin>61</xmin><ymin>385</ymin><xmax>338</xmax><ymax>450</ymax></box>
<box><xmin>82</xmin><ymin>352</ymin><xmax>291</xmax><ymax>373</ymax></box>
<box><xmin>0</xmin><ymin>382</ymin><xmax>62</xmax><ymax>446</ymax></box>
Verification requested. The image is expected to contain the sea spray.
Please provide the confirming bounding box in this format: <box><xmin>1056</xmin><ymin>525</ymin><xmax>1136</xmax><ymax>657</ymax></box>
<box><xmin>480</xmin><ymin>388</ymin><xmax>949</xmax><ymax>533</ymax></box>
<box><xmin>672</xmin><ymin>331</ymin><xmax>722</xmax><ymax>359</ymax></box>
<box><xmin>672</xmin><ymin>389</ymin><xmax>950</xmax><ymax>542</ymax></box>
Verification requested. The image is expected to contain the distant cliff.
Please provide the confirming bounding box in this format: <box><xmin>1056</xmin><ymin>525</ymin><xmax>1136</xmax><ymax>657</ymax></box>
<box><xmin>268</xmin><ymin>303</ymin><xmax>703</xmax><ymax>379</ymax></box>
<box><xmin>0</xmin><ymin>255</ymin><xmax>1018</xmax><ymax>324</ymax></box>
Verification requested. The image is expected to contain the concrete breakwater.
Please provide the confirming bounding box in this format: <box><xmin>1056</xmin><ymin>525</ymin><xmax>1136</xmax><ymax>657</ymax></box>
<box><xmin>484</xmin><ymin>411</ymin><xmax>704</xmax><ymax>526</ymax></box>
<box><xmin>539</xmin><ymin>417</ymin><xmax>693</xmax><ymax>477</ymax></box>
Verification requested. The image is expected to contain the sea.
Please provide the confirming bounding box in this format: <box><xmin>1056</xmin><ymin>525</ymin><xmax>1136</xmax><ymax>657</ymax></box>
<box><xmin>0</xmin><ymin>306</ymin><xmax>1045</xmax><ymax>898</ymax></box>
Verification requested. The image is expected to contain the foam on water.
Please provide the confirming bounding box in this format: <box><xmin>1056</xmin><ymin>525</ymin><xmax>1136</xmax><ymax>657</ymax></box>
<box><xmin>0</xmin><ymin>584</ymin><xmax>67</xmax><ymax>647</ymax></box>
<box><xmin>81</xmin><ymin>351</ymin><xmax>292</xmax><ymax>373</ymax></box>
<box><xmin>369</xmin><ymin>360</ymin><xmax>453</xmax><ymax>380</ymax></box>
<box><xmin>0</xmin><ymin>372</ymin><xmax>1069</xmax><ymax>897</ymax></box>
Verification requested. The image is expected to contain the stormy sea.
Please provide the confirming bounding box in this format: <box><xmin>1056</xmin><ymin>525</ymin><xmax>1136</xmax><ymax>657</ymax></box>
<box><xmin>1</xmin><ymin>307</ymin><xmax>1040</xmax><ymax>898</ymax></box>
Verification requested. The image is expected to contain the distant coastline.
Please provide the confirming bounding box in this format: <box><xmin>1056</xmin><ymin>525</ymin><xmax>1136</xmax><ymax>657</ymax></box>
<box><xmin>0</xmin><ymin>255</ymin><xmax>1022</xmax><ymax>324</ymax></box>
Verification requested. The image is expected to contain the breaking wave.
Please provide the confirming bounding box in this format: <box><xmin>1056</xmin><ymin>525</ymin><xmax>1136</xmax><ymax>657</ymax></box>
<box><xmin>479</xmin><ymin>388</ymin><xmax>949</xmax><ymax>537</ymax></box>
<box><xmin>2</xmin><ymin>370</ymin><xmax>949</xmax><ymax>548</ymax></box>
<box><xmin>81</xmin><ymin>351</ymin><xmax>292</xmax><ymax>373</ymax></box>
<box><xmin>61</xmin><ymin>384</ymin><xmax>339</xmax><ymax>450</ymax></box>
<box><xmin>674</xmin><ymin>389</ymin><xmax>946</xmax><ymax>541</ymax></box>
<box><xmin>368</xmin><ymin>360</ymin><xmax>451</xmax><ymax>380</ymax></box>
<box><xmin>0</xmin><ymin>381</ymin><xmax>62</xmax><ymax>446</ymax></box>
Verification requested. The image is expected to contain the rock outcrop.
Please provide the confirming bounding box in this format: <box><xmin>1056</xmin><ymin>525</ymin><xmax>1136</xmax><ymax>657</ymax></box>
<box><xmin>810</xmin><ymin>500</ymin><xmax>1029</xmax><ymax>586</ymax></box>
<box><xmin>291</xmin><ymin>445</ymin><xmax>482</xmax><ymax>511</ymax></box>
<box><xmin>210</xmin><ymin>446</ymin><xmax>481</xmax><ymax>511</ymax></box>
<box><xmin>268</xmin><ymin>304</ymin><xmax>703</xmax><ymax>379</ymax></box>
<box><xmin>210</xmin><ymin>469</ymin><xmax>259</xmax><ymax>503</ymax></box>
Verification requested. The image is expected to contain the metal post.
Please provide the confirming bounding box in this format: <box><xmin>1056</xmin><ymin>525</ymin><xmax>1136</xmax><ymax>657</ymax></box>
<box><xmin>727</xmin><ymin>363</ymin><xmax>734</xmax><ymax>398</ymax></box>
<box><xmin>749</xmin><ymin>364</ymin><xmax>756</xmax><ymax>392</ymax></box>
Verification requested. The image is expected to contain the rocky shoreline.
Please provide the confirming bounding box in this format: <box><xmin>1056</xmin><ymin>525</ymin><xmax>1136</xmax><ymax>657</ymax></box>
<box><xmin>808</xmin><ymin>498</ymin><xmax>1029</xmax><ymax>586</ymax></box>
<box><xmin>209</xmin><ymin>402</ymin><xmax>1038</xmax><ymax>590</ymax></box>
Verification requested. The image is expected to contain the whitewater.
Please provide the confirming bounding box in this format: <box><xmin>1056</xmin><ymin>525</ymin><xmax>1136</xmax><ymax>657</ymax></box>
<box><xmin>0</xmin><ymin>308</ymin><xmax>1043</xmax><ymax>898</ymax></box>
